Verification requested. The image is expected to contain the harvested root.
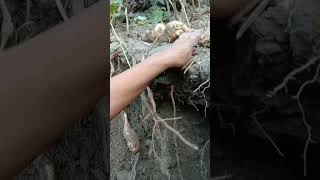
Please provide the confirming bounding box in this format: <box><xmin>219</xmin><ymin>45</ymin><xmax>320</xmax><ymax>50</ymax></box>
<box><xmin>143</xmin><ymin>20</ymin><xmax>190</xmax><ymax>43</ymax></box>
<box><xmin>143</xmin><ymin>20</ymin><xmax>210</xmax><ymax>48</ymax></box>
<box><xmin>123</xmin><ymin>111</ymin><xmax>140</xmax><ymax>153</ymax></box>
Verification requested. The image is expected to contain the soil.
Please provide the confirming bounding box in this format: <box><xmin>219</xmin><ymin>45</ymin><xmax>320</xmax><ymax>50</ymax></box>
<box><xmin>110</xmin><ymin>1</ymin><xmax>210</xmax><ymax>180</ymax></box>
<box><xmin>213</xmin><ymin>0</ymin><xmax>320</xmax><ymax>179</ymax></box>
<box><xmin>1</xmin><ymin>1</ymin><xmax>108</xmax><ymax>180</ymax></box>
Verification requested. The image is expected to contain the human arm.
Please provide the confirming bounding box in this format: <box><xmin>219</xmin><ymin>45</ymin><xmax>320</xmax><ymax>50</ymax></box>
<box><xmin>110</xmin><ymin>30</ymin><xmax>202</xmax><ymax>119</ymax></box>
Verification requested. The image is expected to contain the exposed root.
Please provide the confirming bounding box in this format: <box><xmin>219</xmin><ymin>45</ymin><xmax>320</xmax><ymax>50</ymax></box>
<box><xmin>236</xmin><ymin>0</ymin><xmax>272</xmax><ymax>39</ymax></box>
<box><xmin>250</xmin><ymin>109</ymin><xmax>284</xmax><ymax>157</ymax></box>
<box><xmin>229</xmin><ymin>0</ymin><xmax>260</xmax><ymax>26</ymax></box>
<box><xmin>129</xmin><ymin>152</ymin><xmax>140</xmax><ymax>180</ymax></box>
<box><xmin>201</xmin><ymin>80</ymin><xmax>210</xmax><ymax>118</ymax></box>
<box><xmin>188</xmin><ymin>96</ymin><xmax>199</xmax><ymax>111</ymax></box>
<box><xmin>125</xmin><ymin>7</ymin><xmax>129</xmax><ymax>34</ymax></box>
<box><xmin>182</xmin><ymin>57</ymin><xmax>198</xmax><ymax>74</ymax></box>
<box><xmin>200</xmin><ymin>140</ymin><xmax>209</xmax><ymax>179</ymax></box>
<box><xmin>178</xmin><ymin>0</ymin><xmax>191</xmax><ymax>28</ymax></box>
<box><xmin>171</xmin><ymin>85</ymin><xmax>184</xmax><ymax>180</ymax></box>
<box><xmin>26</xmin><ymin>0</ymin><xmax>32</xmax><ymax>22</ymax></box>
<box><xmin>55</xmin><ymin>0</ymin><xmax>69</xmax><ymax>21</ymax></box>
<box><xmin>0</xmin><ymin>0</ymin><xmax>14</xmax><ymax>49</ymax></box>
<box><xmin>123</xmin><ymin>111</ymin><xmax>141</xmax><ymax>153</ymax></box>
<box><xmin>295</xmin><ymin>61</ymin><xmax>320</xmax><ymax>177</ymax></box>
<box><xmin>193</xmin><ymin>79</ymin><xmax>210</xmax><ymax>93</ymax></box>
<box><xmin>269</xmin><ymin>55</ymin><xmax>320</xmax><ymax>97</ymax></box>
<box><xmin>213</xmin><ymin>174</ymin><xmax>233</xmax><ymax>180</ymax></box>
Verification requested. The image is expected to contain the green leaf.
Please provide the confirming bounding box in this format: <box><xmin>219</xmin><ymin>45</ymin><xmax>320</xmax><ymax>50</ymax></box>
<box><xmin>110</xmin><ymin>3</ymin><xmax>116</xmax><ymax>17</ymax></box>
<box><xmin>149</xmin><ymin>9</ymin><xmax>163</xmax><ymax>23</ymax></box>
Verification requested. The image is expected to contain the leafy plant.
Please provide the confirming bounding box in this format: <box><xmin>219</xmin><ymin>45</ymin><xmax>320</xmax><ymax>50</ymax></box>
<box><xmin>110</xmin><ymin>0</ymin><xmax>124</xmax><ymax>23</ymax></box>
<box><xmin>148</xmin><ymin>5</ymin><xmax>170</xmax><ymax>24</ymax></box>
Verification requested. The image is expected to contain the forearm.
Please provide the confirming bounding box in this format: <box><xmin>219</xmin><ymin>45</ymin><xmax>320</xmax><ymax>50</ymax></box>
<box><xmin>110</xmin><ymin>52</ymin><xmax>170</xmax><ymax>119</ymax></box>
<box><xmin>0</xmin><ymin>1</ymin><xmax>106</xmax><ymax>179</ymax></box>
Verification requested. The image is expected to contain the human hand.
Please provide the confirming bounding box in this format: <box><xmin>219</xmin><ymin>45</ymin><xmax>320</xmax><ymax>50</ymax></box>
<box><xmin>163</xmin><ymin>29</ymin><xmax>203</xmax><ymax>68</ymax></box>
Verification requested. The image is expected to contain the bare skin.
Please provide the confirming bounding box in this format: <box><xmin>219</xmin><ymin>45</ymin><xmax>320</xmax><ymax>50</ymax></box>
<box><xmin>110</xmin><ymin>30</ymin><xmax>203</xmax><ymax>119</ymax></box>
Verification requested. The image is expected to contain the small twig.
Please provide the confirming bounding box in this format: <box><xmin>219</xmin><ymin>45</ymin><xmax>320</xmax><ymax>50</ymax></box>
<box><xmin>295</xmin><ymin>61</ymin><xmax>320</xmax><ymax>177</ymax></box>
<box><xmin>125</xmin><ymin>7</ymin><xmax>129</xmax><ymax>34</ymax></box>
<box><xmin>55</xmin><ymin>0</ymin><xmax>69</xmax><ymax>21</ymax></box>
<box><xmin>110</xmin><ymin>22</ymin><xmax>132</xmax><ymax>68</ymax></box>
<box><xmin>236</xmin><ymin>0</ymin><xmax>271</xmax><ymax>39</ymax></box>
<box><xmin>269</xmin><ymin>55</ymin><xmax>320</xmax><ymax>97</ymax></box>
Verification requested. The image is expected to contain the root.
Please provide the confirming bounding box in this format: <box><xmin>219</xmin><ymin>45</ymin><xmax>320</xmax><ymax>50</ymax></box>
<box><xmin>250</xmin><ymin>110</ymin><xmax>284</xmax><ymax>157</ymax></box>
<box><xmin>129</xmin><ymin>152</ymin><xmax>140</xmax><ymax>180</ymax></box>
<box><xmin>213</xmin><ymin>174</ymin><xmax>233</xmax><ymax>180</ymax></box>
<box><xmin>188</xmin><ymin>96</ymin><xmax>199</xmax><ymax>111</ymax></box>
<box><xmin>178</xmin><ymin>0</ymin><xmax>191</xmax><ymax>28</ymax></box>
<box><xmin>236</xmin><ymin>0</ymin><xmax>271</xmax><ymax>39</ymax></box>
<box><xmin>125</xmin><ymin>7</ymin><xmax>129</xmax><ymax>34</ymax></box>
<box><xmin>26</xmin><ymin>0</ymin><xmax>31</xmax><ymax>22</ymax></box>
<box><xmin>193</xmin><ymin>79</ymin><xmax>210</xmax><ymax>93</ymax></box>
<box><xmin>171</xmin><ymin>85</ymin><xmax>184</xmax><ymax>180</ymax></box>
<box><xmin>110</xmin><ymin>22</ymin><xmax>132</xmax><ymax>68</ymax></box>
<box><xmin>55</xmin><ymin>0</ymin><xmax>69</xmax><ymax>21</ymax></box>
<box><xmin>0</xmin><ymin>0</ymin><xmax>14</xmax><ymax>49</ymax></box>
<box><xmin>182</xmin><ymin>57</ymin><xmax>198</xmax><ymax>74</ymax></box>
<box><xmin>229</xmin><ymin>0</ymin><xmax>260</xmax><ymax>26</ymax></box>
<box><xmin>269</xmin><ymin>55</ymin><xmax>320</xmax><ymax>97</ymax></box>
<box><xmin>141</xmin><ymin>86</ymin><xmax>199</xmax><ymax>151</ymax></box>
<box><xmin>295</xmin><ymin>61</ymin><xmax>320</xmax><ymax>177</ymax></box>
<box><xmin>201</xmin><ymin>80</ymin><xmax>210</xmax><ymax>118</ymax></box>
<box><xmin>200</xmin><ymin>140</ymin><xmax>210</xmax><ymax>179</ymax></box>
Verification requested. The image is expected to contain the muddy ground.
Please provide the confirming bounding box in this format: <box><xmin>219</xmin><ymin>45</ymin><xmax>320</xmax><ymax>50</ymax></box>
<box><xmin>0</xmin><ymin>1</ymin><xmax>108</xmax><ymax>180</ymax></box>
<box><xmin>110</xmin><ymin>2</ymin><xmax>210</xmax><ymax>180</ymax></box>
<box><xmin>213</xmin><ymin>0</ymin><xmax>320</xmax><ymax>179</ymax></box>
